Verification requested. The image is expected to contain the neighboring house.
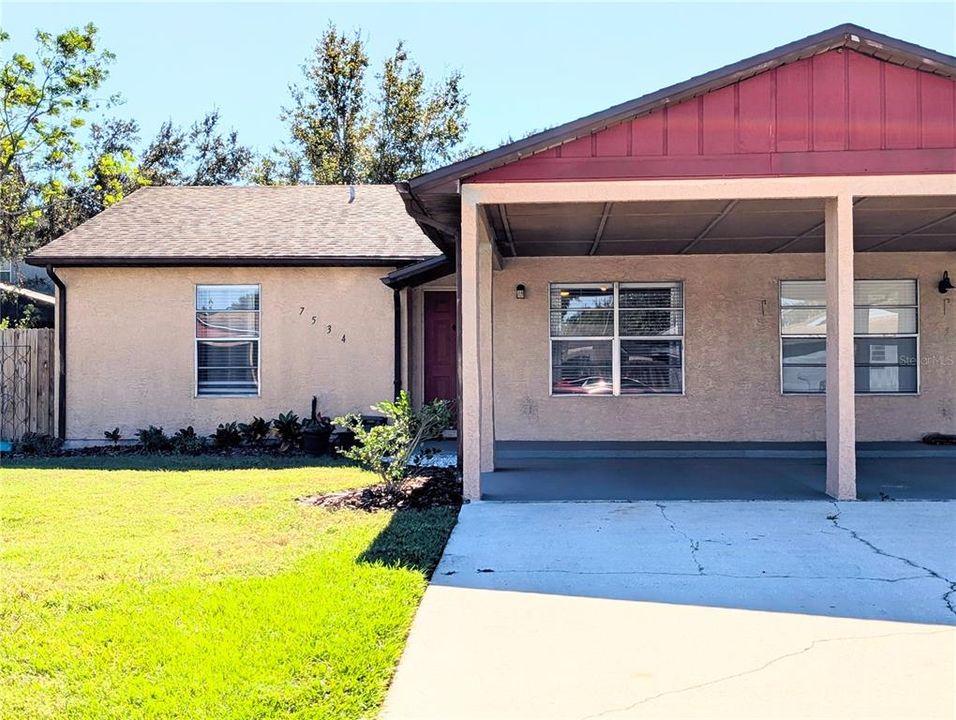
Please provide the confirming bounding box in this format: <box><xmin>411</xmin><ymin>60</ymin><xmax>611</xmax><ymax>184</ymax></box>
<box><xmin>27</xmin><ymin>185</ymin><xmax>455</xmax><ymax>442</ymax></box>
<box><xmin>1</xmin><ymin>256</ymin><xmax>50</xmax><ymax>288</ymax></box>
<box><xmin>0</xmin><ymin>259</ymin><xmax>55</xmax><ymax>326</ymax></box>
<box><xmin>27</xmin><ymin>24</ymin><xmax>956</xmax><ymax>501</ymax></box>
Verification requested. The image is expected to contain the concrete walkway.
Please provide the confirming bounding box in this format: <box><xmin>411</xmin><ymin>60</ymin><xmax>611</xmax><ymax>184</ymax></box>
<box><xmin>383</xmin><ymin>501</ymin><xmax>956</xmax><ymax>720</ymax></box>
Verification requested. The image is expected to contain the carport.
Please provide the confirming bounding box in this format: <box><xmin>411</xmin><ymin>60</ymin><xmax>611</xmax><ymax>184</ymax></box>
<box><xmin>482</xmin><ymin>441</ymin><xmax>956</xmax><ymax>501</ymax></box>
<box><xmin>399</xmin><ymin>24</ymin><xmax>956</xmax><ymax>502</ymax></box>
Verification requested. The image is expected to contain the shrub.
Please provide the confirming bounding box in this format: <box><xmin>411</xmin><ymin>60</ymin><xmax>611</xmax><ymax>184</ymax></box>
<box><xmin>103</xmin><ymin>428</ymin><xmax>122</xmax><ymax>446</ymax></box>
<box><xmin>172</xmin><ymin>426</ymin><xmax>207</xmax><ymax>455</ymax></box>
<box><xmin>239</xmin><ymin>416</ymin><xmax>271</xmax><ymax>445</ymax></box>
<box><xmin>136</xmin><ymin>426</ymin><xmax>171</xmax><ymax>452</ymax></box>
<box><xmin>212</xmin><ymin>422</ymin><xmax>242</xmax><ymax>449</ymax></box>
<box><xmin>272</xmin><ymin>411</ymin><xmax>302</xmax><ymax>451</ymax></box>
<box><xmin>15</xmin><ymin>432</ymin><xmax>63</xmax><ymax>456</ymax></box>
<box><xmin>334</xmin><ymin>390</ymin><xmax>452</xmax><ymax>491</ymax></box>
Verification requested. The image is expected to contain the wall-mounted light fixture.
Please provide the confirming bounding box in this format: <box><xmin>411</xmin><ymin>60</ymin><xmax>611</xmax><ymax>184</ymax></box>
<box><xmin>939</xmin><ymin>271</ymin><xmax>954</xmax><ymax>294</ymax></box>
<box><xmin>515</xmin><ymin>283</ymin><xmax>526</xmax><ymax>300</ymax></box>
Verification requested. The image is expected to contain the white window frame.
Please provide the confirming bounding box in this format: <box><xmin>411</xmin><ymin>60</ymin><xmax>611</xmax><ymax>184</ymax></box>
<box><xmin>779</xmin><ymin>279</ymin><xmax>920</xmax><ymax>396</ymax></box>
<box><xmin>195</xmin><ymin>283</ymin><xmax>262</xmax><ymax>398</ymax></box>
<box><xmin>549</xmin><ymin>281</ymin><xmax>685</xmax><ymax>397</ymax></box>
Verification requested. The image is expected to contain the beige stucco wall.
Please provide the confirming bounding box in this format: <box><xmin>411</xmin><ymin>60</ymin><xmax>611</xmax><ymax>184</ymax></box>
<box><xmin>492</xmin><ymin>252</ymin><xmax>956</xmax><ymax>442</ymax></box>
<box><xmin>58</xmin><ymin>266</ymin><xmax>399</xmax><ymax>441</ymax></box>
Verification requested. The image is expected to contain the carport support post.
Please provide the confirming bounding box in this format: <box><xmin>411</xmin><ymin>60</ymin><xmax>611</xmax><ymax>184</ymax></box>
<box><xmin>460</xmin><ymin>196</ymin><xmax>492</xmax><ymax>500</ymax></box>
<box><xmin>825</xmin><ymin>194</ymin><xmax>857</xmax><ymax>500</ymax></box>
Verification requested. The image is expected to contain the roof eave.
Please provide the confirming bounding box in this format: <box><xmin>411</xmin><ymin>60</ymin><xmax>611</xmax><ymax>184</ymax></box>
<box><xmin>395</xmin><ymin>181</ymin><xmax>459</xmax><ymax>255</ymax></box>
<box><xmin>0</xmin><ymin>281</ymin><xmax>56</xmax><ymax>305</ymax></box>
<box><xmin>381</xmin><ymin>254</ymin><xmax>454</xmax><ymax>289</ymax></box>
<box><xmin>24</xmin><ymin>255</ymin><xmax>435</xmax><ymax>268</ymax></box>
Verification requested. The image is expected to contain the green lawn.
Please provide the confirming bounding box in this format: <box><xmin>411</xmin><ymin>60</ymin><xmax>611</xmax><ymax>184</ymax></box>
<box><xmin>0</xmin><ymin>455</ymin><xmax>458</xmax><ymax>720</ymax></box>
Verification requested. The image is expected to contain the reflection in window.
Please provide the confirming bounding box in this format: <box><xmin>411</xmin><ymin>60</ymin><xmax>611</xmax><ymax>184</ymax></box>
<box><xmin>550</xmin><ymin>283</ymin><xmax>683</xmax><ymax>395</ymax></box>
<box><xmin>779</xmin><ymin>279</ymin><xmax>918</xmax><ymax>394</ymax></box>
<box><xmin>196</xmin><ymin>284</ymin><xmax>260</xmax><ymax>396</ymax></box>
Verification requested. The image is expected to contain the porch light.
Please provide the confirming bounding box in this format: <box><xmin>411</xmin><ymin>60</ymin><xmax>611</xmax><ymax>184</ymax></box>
<box><xmin>515</xmin><ymin>284</ymin><xmax>527</xmax><ymax>300</ymax></box>
<box><xmin>939</xmin><ymin>271</ymin><xmax>953</xmax><ymax>294</ymax></box>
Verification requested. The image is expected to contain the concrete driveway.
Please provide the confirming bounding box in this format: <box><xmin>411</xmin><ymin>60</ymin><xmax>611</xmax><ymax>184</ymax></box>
<box><xmin>383</xmin><ymin>501</ymin><xmax>956</xmax><ymax>720</ymax></box>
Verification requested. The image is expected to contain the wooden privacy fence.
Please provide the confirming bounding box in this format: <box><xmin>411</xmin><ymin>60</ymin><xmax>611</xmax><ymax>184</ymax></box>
<box><xmin>0</xmin><ymin>328</ymin><xmax>55</xmax><ymax>441</ymax></box>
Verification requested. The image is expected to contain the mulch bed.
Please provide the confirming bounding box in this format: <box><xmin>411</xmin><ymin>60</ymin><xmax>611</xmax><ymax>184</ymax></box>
<box><xmin>299</xmin><ymin>467</ymin><xmax>462</xmax><ymax>512</ymax></box>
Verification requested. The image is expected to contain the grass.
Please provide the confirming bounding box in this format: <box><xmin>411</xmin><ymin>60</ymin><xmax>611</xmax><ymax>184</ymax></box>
<box><xmin>0</xmin><ymin>454</ymin><xmax>458</xmax><ymax>720</ymax></box>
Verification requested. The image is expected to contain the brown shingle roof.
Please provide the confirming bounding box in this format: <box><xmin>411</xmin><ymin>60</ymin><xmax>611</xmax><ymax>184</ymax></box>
<box><xmin>28</xmin><ymin>185</ymin><xmax>441</xmax><ymax>266</ymax></box>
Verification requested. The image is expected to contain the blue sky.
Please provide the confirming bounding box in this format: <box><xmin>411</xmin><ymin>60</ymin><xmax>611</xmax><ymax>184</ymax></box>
<box><xmin>4</xmin><ymin>2</ymin><xmax>955</xmax><ymax>155</ymax></box>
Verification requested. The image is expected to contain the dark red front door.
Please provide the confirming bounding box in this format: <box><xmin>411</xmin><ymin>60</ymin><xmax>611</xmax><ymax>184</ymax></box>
<box><xmin>423</xmin><ymin>291</ymin><xmax>457</xmax><ymax>407</ymax></box>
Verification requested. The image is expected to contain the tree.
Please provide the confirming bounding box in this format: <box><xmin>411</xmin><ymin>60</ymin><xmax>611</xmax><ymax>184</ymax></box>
<box><xmin>365</xmin><ymin>41</ymin><xmax>467</xmax><ymax>183</ymax></box>
<box><xmin>185</xmin><ymin>111</ymin><xmax>253</xmax><ymax>185</ymax></box>
<box><xmin>0</xmin><ymin>23</ymin><xmax>117</xmax><ymax>261</ymax></box>
<box><xmin>247</xmin><ymin>145</ymin><xmax>304</xmax><ymax>186</ymax></box>
<box><xmin>282</xmin><ymin>25</ymin><xmax>369</xmax><ymax>184</ymax></box>
<box><xmin>1</xmin><ymin>23</ymin><xmax>254</xmax><ymax>282</ymax></box>
<box><xmin>138</xmin><ymin>119</ymin><xmax>187</xmax><ymax>185</ymax></box>
<box><xmin>140</xmin><ymin>111</ymin><xmax>253</xmax><ymax>186</ymax></box>
<box><xmin>75</xmin><ymin>117</ymin><xmax>144</xmax><ymax>221</ymax></box>
<box><xmin>280</xmin><ymin>25</ymin><xmax>470</xmax><ymax>184</ymax></box>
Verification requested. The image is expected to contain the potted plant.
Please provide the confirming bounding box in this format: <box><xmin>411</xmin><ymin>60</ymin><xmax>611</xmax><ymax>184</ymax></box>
<box><xmin>334</xmin><ymin>414</ymin><xmax>386</xmax><ymax>451</ymax></box>
<box><xmin>302</xmin><ymin>396</ymin><xmax>333</xmax><ymax>456</ymax></box>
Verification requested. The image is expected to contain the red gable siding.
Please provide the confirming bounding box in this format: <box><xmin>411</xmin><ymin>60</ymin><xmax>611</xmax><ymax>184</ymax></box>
<box><xmin>471</xmin><ymin>50</ymin><xmax>956</xmax><ymax>183</ymax></box>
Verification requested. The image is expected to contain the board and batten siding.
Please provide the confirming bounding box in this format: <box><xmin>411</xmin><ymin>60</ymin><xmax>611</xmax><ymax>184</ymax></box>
<box><xmin>57</xmin><ymin>266</ymin><xmax>398</xmax><ymax>441</ymax></box>
<box><xmin>471</xmin><ymin>49</ymin><xmax>956</xmax><ymax>182</ymax></box>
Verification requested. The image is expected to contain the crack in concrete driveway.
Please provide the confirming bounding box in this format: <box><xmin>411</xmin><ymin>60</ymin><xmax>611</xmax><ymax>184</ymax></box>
<box><xmin>383</xmin><ymin>501</ymin><xmax>956</xmax><ymax>720</ymax></box>
<box><xmin>655</xmin><ymin>503</ymin><xmax>705</xmax><ymax>574</ymax></box>
<box><xmin>827</xmin><ymin>501</ymin><xmax>956</xmax><ymax>618</ymax></box>
<box><xmin>582</xmin><ymin>628</ymin><xmax>951</xmax><ymax>720</ymax></box>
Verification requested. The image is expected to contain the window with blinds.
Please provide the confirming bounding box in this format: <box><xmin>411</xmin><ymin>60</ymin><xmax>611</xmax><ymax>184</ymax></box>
<box><xmin>550</xmin><ymin>282</ymin><xmax>684</xmax><ymax>395</ymax></box>
<box><xmin>195</xmin><ymin>284</ymin><xmax>260</xmax><ymax>396</ymax></box>
<box><xmin>779</xmin><ymin>279</ymin><xmax>918</xmax><ymax>394</ymax></box>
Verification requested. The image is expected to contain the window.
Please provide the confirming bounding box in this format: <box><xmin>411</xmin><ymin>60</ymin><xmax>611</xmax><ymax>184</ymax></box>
<box><xmin>550</xmin><ymin>282</ymin><xmax>683</xmax><ymax>395</ymax></box>
<box><xmin>0</xmin><ymin>259</ymin><xmax>12</xmax><ymax>283</ymax></box>
<box><xmin>196</xmin><ymin>284</ymin><xmax>260</xmax><ymax>396</ymax></box>
<box><xmin>780</xmin><ymin>279</ymin><xmax>918</xmax><ymax>395</ymax></box>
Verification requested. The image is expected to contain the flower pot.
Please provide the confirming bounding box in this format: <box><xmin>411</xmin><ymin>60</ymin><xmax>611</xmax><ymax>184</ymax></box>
<box><xmin>302</xmin><ymin>429</ymin><xmax>332</xmax><ymax>456</ymax></box>
<box><xmin>335</xmin><ymin>429</ymin><xmax>357</xmax><ymax>451</ymax></box>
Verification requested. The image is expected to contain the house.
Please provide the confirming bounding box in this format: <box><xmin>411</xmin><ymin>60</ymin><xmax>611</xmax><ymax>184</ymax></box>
<box><xmin>26</xmin><ymin>185</ymin><xmax>455</xmax><ymax>442</ymax></box>
<box><xmin>1</xmin><ymin>256</ymin><xmax>52</xmax><ymax>289</ymax></box>
<box><xmin>28</xmin><ymin>24</ymin><xmax>956</xmax><ymax>501</ymax></box>
<box><xmin>395</xmin><ymin>23</ymin><xmax>956</xmax><ymax>501</ymax></box>
<box><xmin>1</xmin><ymin>257</ymin><xmax>55</xmax><ymax>325</ymax></box>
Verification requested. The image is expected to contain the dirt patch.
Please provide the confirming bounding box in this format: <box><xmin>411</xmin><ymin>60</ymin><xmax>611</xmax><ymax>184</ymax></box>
<box><xmin>300</xmin><ymin>468</ymin><xmax>462</xmax><ymax>512</ymax></box>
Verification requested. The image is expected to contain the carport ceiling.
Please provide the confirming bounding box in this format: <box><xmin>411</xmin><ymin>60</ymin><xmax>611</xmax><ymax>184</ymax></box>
<box><xmin>484</xmin><ymin>196</ymin><xmax>956</xmax><ymax>256</ymax></box>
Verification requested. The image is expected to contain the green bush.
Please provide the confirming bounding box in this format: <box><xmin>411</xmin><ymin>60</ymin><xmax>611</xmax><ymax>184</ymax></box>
<box><xmin>272</xmin><ymin>411</ymin><xmax>302</xmax><ymax>451</ymax></box>
<box><xmin>15</xmin><ymin>432</ymin><xmax>63</xmax><ymax>456</ymax></box>
<box><xmin>212</xmin><ymin>422</ymin><xmax>242</xmax><ymax>449</ymax></box>
<box><xmin>238</xmin><ymin>416</ymin><xmax>271</xmax><ymax>445</ymax></box>
<box><xmin>135</xmin><ymin>426</ymin><xmax>171</xmax><ymax>452</ymax></box>
<box><xmin>334</xmin><ymin>390</ymin><xmax>452</xmax><ymax>491</ymax></box>
<box><xmin>171</xmin><ymin>426</ymin><xmax>208</xmax><ymax>455</ymax></box>
<box><xmin>103</xmin><ymin>428</ymin><xmax>122</xmax><ymax>446</ymax></box>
